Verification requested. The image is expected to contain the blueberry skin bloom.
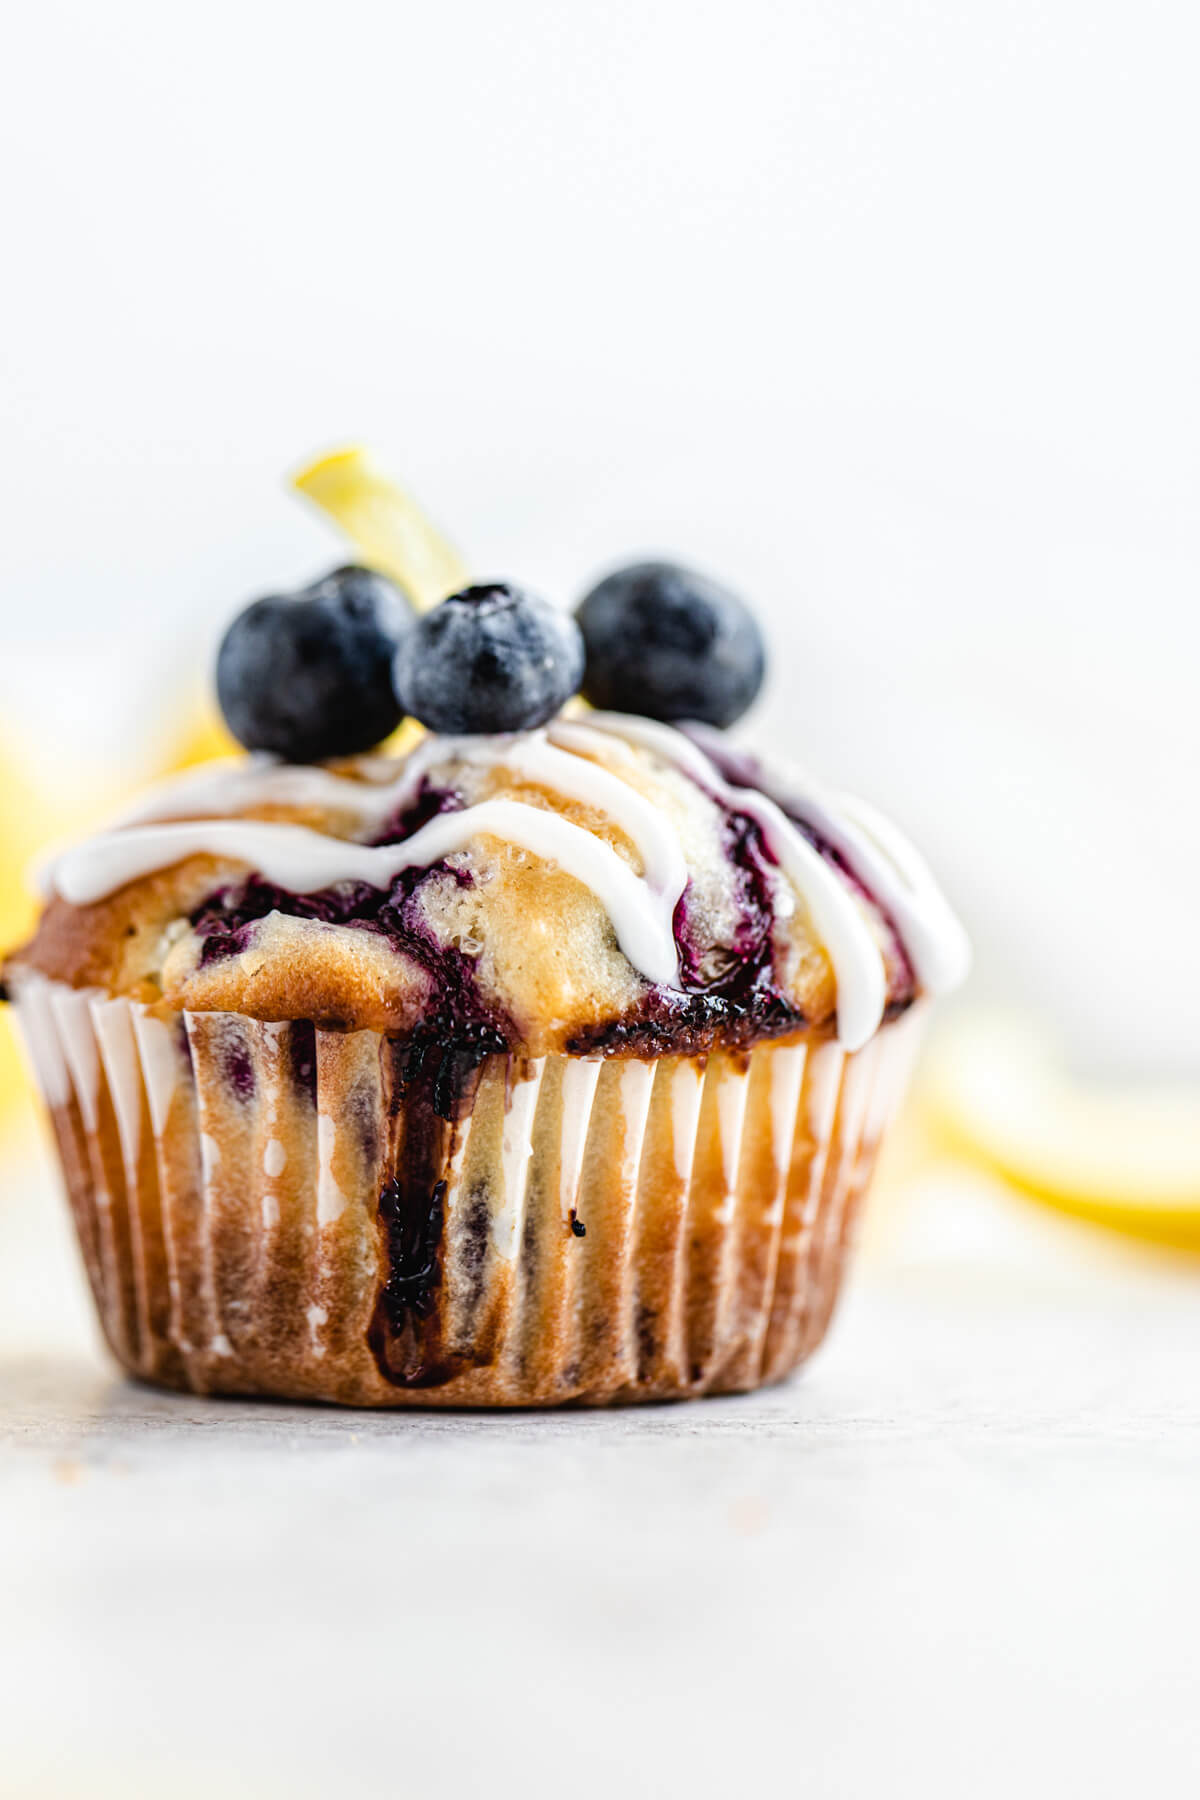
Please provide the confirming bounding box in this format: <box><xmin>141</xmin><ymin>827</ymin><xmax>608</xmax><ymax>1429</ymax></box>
<box><xmin>217</xmin><ymin>566</ymin><xmax>415</xmax><ymax>763</ymax></box>
<box><xmin>576</xmin><ymin>561</ymin><xmax>765</xmax><ymax>729</ymax></box>
<box><xmin>393</xmin><ymin>583</ymin><xmax>585</xmax><ymax>734</ymax></box>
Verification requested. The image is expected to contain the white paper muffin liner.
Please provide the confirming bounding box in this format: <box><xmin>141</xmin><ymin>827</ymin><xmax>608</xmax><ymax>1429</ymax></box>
<box><xmin>11</xmin><ymin>973</ymin><xmax>924</xmax><ymax>1406</ymax></box>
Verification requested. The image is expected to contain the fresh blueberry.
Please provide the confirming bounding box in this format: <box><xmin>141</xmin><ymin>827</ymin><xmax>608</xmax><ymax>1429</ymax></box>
<box><xmin>576</xmin><ymin>561</ymin><xmax>765</xmax><ymax>728</ymax></box>
<box><xmin>392</xmin><ymin>583</ymin><xmax>584</xmax><ymax>734</ymax></box>
<box><xmin>216</xmin><ymin>565</ymin><xmax>415</xmax><ymax>761</ymax></box>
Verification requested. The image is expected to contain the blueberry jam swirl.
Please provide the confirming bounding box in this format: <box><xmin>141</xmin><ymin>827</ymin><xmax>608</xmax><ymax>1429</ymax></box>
<box><xmin>368</xmin><ymin>776</ymin><xmax>463</xmax><ymax>847</ymax></box>
<box><xmin>568</xmin><ymin>801</ymin><xmax>912</xmax><ymax>1057</ymax></box>
<box><xmin>189</xmin><ymin>776</ymin><xmax>460</xmax><ymax>962</ymax></box>
<box><xmin>188</xmin><ymin>781</ymin><xmax>517</xmax><ymax>1045</ymax></box>
<box><xmin>573</xmin><ymin>809</ymin><xmax>800</xmax><ymax>1057</ymax></box>
<box><xmin>687</xmin><ymin>730</ymin><xmax>919</xmax><ymax>1015</ymax></box>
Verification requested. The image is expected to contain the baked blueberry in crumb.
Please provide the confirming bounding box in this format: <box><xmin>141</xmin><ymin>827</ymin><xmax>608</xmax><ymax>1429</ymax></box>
<box><xmin>392</xmin><ymin>582</ymin><xmax>584</xmax><ymax>734</ymax></box>
<box><xmin>223</xmin><ymin>1039</ymin><xmax>256</xmax><ymax>1102</ymax></box>
<box><xmin>576</xmin><ymin>560</ymin><xmax>764</xmax><ymax>727</ymax></box>
<box><xmin>216</xmin><ymin>564</ymin><xmax>415</xmax><ymax>761</ymax></box>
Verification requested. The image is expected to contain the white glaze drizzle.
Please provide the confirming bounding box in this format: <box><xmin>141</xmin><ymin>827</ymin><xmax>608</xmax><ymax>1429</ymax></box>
<box><xmin>41</xmin><ymin>714</ymin><xmax>967</xmax><ymax>1050</ymax></box>
<box><xmin>114</xmin><ymin>755</ymin><xmax>366</xmax><ymax>827</ymax></box>
<box><xmin>546</xmin><ymin>718</ymin><xmax>639</xmax><ymax>766</ymax></box>
<box><xmin>119</xmin><ymin>730</ymin><xmax>686</xmax><ymax>903</ymax></box>
<box><xmin>835</xmin><ymin>793</ymin><xmax>972</xmax><ymax>993</ymax></box>
<box><xmin>680</xmin><ymin>720</ymin><xmax>971</xmax><ymax>996</ymax></box>
<box><xmin>589</xmin><ymin>713</ymin><xmax>969</xmax><ymax>1037</ymax></box>
<box><xmin>47</xmin><ymin>800</ymin><xmax>682</xmax><ymax>989</ymax></box>
<box><xmin>580</xmin><ymin>714</ymin><xmax>889</xmax><ymax>1049</ymax></box>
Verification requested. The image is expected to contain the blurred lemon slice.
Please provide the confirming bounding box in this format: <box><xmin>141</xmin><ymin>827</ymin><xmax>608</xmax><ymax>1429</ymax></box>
<box><xmin>160</xmin><ymin>695</ymin><xmax>238</xmax><ymax>773</ymax></box>
<box><xmin>925</xmin><ymin>1015</ymin><xmax>1200</xmax><ymax>1248</ymax></box>
<box><xmin>0</xmin><ymin>729</ymin><xmax>64</xmax><ymax>1121</ymax></box>
<box><xmin>293</xmin><ymin>446</ymin><xmax>469</xmax><ymax>612</ymax></box>
<box><xmin>0</xmin><ymin>732</ymin><xmax>43</xmax><ymax>953</ymax></box>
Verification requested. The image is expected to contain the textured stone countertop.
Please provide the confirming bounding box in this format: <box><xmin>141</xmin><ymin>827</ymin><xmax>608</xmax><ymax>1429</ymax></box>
<box><xmin>3</xmin><ymin>1128</ymin><xmax>1198</xmax><ymax>1799</ymax></box>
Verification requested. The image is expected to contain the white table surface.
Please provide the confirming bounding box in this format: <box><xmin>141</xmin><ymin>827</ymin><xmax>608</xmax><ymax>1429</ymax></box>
<box><xmin>3</xmin><ymin>1124</ymin><xmax>1198</xmax><ymax>1799</ymax></box>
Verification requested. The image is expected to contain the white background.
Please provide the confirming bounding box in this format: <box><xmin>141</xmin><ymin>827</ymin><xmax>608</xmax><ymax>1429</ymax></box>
<box><xmin>2</xmin><ymin>0</ymin><xmax>1198</xmax><ymax>1072</ymax></box>
<box><xmin>4</xmin><ymin>13</ymin><xmax>1200</xmax><ymax>1797</ymax></box>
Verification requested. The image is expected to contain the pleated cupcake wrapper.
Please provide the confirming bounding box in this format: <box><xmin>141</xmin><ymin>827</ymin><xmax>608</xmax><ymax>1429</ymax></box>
<box><xmin>12</xmin><ymin>973</ymin><xmax>925</xmax><ymax>1406</ymax></box>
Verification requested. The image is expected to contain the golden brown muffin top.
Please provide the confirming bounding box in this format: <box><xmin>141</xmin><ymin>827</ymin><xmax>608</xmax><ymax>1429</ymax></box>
<box><xmin>7</xmin><ymin>715</ymin><xmax>968</xmax><ymax>1058</ymax></box>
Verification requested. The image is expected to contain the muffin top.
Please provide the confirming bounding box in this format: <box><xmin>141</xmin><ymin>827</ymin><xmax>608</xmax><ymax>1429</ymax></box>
<box><xmin>11</xmin><ymin>711</ymin><xmax>967</xmax><ymax>1058</ymax></box>
<box><xmin>5</xmin><ymin>451</ymin><xmax>969</xmax><ymax>1058</ymax></box>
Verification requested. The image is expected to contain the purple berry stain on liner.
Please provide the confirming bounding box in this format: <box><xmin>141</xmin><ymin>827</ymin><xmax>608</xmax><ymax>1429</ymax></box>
<box><xmin>367</xmin><ymin>1032</ymin><xmax>506</xmax><ymax>1389</ymax></box>
<box><xmin>375</xmin><ymin>1174</ymin><xmax>447</xmax><ymax>1326</ymax></box>
<box><xmin>287</xmin><ymin>1020</ymin><xmax>318</xmax><ymax>1104</ymax></box>
<box><xmin>223</xmin><ymin>1037</ymin><xmax>256</xmax><ymax>1102</ymax></box>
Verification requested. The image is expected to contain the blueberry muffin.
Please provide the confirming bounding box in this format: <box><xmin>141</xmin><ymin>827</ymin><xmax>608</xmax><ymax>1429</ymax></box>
<box><xmin>4</xmin><ymin>508</ymin><xmax>967</xmax><ymax>1405</ymax></box>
